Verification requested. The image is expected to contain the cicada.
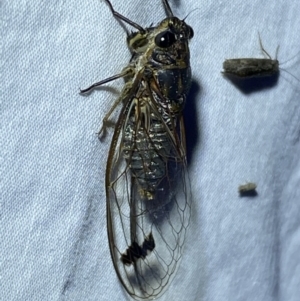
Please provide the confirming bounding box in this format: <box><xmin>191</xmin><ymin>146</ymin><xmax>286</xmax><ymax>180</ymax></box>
<box><xmin>81</xmin><ymin>1</ymin><xmax>193</xmax><ymax>299</ymax></box>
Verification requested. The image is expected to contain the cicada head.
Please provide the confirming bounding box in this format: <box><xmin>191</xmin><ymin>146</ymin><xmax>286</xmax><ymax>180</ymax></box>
<box><xmin>127</xmin><ymin>17</ymin><xmax>193</xmax><ymax>60</ymax></box>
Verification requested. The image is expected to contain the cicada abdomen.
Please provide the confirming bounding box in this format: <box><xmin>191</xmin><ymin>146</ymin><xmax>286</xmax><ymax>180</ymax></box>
<box><xmin>81</xmin><ymin>0</ymin><xmax>193</xmax><ymax>299</ymax></box>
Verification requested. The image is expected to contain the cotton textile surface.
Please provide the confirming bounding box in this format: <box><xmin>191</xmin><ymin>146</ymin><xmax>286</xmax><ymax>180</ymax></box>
<box><xmin>1</xmin><ymin>0</ymin><xmax>300</xmax><ymax>300</ymax></box>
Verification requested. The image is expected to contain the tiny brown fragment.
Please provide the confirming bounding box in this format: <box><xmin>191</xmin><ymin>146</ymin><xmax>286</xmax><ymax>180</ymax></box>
<box><xmin>238</xmin><ymin>182</ymin><xmax>257</xmax><ymax>196</ymax></box>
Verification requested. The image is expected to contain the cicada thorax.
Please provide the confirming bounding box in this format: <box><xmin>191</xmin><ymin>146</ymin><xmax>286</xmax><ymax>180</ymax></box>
<box><xmin>149</xmin><ymin>18</ymin><xmax>192</xmax><ymax>101</ymax></box>
<box><xmin>121</xmin><ymin>17</ymin><xmax>193</xmax><ymax>201</ymax></box>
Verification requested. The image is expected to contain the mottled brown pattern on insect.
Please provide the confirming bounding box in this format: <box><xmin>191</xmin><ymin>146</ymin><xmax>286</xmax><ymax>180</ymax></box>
<box><xmin>223</xmin><ymin>58</ymin><xmax>279</xmax><ymax>78</ymax></box>
<box><xmin>222</xmin><ymin>35</ymin><xmax>279</xmax><ymax>78</ymax></box>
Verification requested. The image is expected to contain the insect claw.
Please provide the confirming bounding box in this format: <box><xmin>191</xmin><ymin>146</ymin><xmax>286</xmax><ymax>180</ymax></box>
<box><xmin>97</xmin><ymin>120</ymin><xmax>116</xmax><ymax>141</ymax></box>
<box><xmin>97</xmin><ymin>121</ymin><xmax>107</xmax><ymax>140</ymax></box>
<box><xmin>97</xmin><ymin>127</ymin><xmax>105</xmax><ymax>139</ymax></box>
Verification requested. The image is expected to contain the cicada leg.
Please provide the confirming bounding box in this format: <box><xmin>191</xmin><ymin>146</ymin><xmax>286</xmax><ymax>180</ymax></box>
<box><xmin>80</xmin><ymin>66</ymin><xmax>135</xmax><ymax>137</ymax></box>
<box><xmin>97</xmin><ymin>79</ymin><xmax>136</xmax><ymax>137</ymax></box>
<box><xmin>80</xmin><ymin>69</ymin><xmax>131</xmax><ymax>94</ymax></box>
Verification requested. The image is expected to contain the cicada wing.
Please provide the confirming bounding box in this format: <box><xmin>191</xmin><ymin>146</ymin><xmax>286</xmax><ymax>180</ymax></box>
<box><xmin>106</xmin><ymin>91</ymin><xmax>191</xmax><ymax>300</ymax></box>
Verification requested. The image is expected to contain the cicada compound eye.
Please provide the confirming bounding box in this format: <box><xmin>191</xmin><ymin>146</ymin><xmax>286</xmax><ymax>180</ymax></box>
<box><xmin>155</xmin><ymin>30</ymin><xmax>176</xmax><ymax>48</ymax></box>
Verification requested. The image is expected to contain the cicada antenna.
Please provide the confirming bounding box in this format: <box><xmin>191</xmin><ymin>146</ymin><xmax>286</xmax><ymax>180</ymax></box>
<box><xmin>183</xmin><ymin>8</ymin><xmax>200</xmax><ymax>21</ymax></box>
<box><xmin>104</xmin><ymin>0</ymin><xmax>145</xmax><ymax>33</ymax></box>
<box><xmin>163</xmin><ymin>0</ymin><xmax>174</xmax><ymax>17</ymax></box>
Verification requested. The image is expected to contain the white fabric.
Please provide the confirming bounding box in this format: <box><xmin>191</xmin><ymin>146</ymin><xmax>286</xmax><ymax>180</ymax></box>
<box><xmin>1</xmin><ymin>0</ymin><xmax>300</xmax><ymax>300</ymax></box>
